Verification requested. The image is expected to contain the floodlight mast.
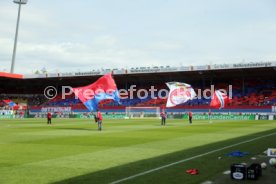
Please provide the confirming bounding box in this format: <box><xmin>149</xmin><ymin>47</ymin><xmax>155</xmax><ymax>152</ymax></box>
<box><xmin>10</xmin><ymin>0</ymin><xmax>28</xmax><ymax>73</ymax></box>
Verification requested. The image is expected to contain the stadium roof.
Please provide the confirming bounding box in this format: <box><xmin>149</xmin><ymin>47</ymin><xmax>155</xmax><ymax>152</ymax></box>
<box><xmin>0</xmin><ymin>72</ymin><xmax>23</xmax><ymax>79</ymax></box>
<box><xmin>1</xmin><ymin>66</ymin><xmax>275</xmax><ymax>94</ymax></box>
<box><xmin>22</xmin><ymin>61</ymin><xmax>276</xmax><ymax>79</ymax></box>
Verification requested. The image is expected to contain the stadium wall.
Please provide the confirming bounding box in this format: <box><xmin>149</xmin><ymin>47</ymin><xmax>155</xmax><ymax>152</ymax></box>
<box><xmin>29</xmin><ymin>106</ymin><xmax>272</xmax><ymax>114</ymax></box>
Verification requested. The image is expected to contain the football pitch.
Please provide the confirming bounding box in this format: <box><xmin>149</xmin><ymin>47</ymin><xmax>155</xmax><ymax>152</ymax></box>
<box><xmin>0</xmin><ymin>118</ymin><xmax>276</xmax><ymax>184</ymax></box>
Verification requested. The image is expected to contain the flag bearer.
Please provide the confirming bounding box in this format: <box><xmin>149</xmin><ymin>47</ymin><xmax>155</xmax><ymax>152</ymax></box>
<box><xmin>96</xmin><ymin>109</ymin><xmax>103</xmax><ymax>131</ymax></box>
<box><xmin>160</xmin><ymin>110</ymin><xmax>166</xmax><ymax>126</ymax></box>
<box><xmin>188</xmin><ymin>111</ymin><xmax>193</xmax><ymax>124</ymax></box>
<box><xmin>47</xmin><ymin>112</ymin><xmax>52</xmax><ymax>125</ymax></box>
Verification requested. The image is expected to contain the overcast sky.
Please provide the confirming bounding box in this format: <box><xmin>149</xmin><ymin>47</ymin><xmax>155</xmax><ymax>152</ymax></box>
<box><xmin>0</xmin><ymin>0</ymin><xmax>276</xmax><ymax>74</ymax></box>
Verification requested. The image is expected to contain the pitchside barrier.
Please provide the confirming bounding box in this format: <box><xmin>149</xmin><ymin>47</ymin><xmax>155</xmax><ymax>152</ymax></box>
<box><xmin>182</xmin><ymin>114</ymin><xmax>255</xmax><ymax>120</ymax></box>
<box><xmin>0</xmin><ymin>115</ymin><xmax>15</xmax><ymax>119</ymax></box>
<box><xmin>2</xmin><ymin>112</ymin><xmax>276</xmax><ymax>120</ymax></box>
<box><xmin>0</xmin><ymin>110</ymin><xmax>15</xmax><ymax>119</ymax></box>
<box><xmin>75</xmin><ymin>114</ymin><xmax>125</xmax><ymax>119</ymax></box>
<box><xmin>255</xmin><ymin>114</ymin><xmax>276</xmax><ymax>120</ymax></box>
<box><xmin>181</xmin><ymin>114</ymin><xmax>276</xmax><ymax>120</ymax></box>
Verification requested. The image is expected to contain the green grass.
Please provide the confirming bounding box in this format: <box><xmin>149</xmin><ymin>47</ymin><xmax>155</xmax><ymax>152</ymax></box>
<box><xmin>0</xmin><ymin>118</ymin><xmax>276</xmax><ymax>184</ymax></box>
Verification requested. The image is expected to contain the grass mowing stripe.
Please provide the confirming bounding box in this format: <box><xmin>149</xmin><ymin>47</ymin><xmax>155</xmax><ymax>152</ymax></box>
<box><xmin>110</xmin><ymin>131</ymin><xmax>276</xmax><ymax>184</ymax></box>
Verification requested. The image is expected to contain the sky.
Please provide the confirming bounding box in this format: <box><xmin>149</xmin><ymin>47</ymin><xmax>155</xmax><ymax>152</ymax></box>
<box><xmin>0</xmin><ymin>0</ymin><xmax>276</xmax><ymax>74</ymax></box>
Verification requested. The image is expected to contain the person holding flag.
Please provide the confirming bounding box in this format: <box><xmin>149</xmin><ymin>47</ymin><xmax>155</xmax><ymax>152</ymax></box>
<box><xmin>188</xmin><ymin>111</ymin><xmax>193</xmax><ymax>124</ymax></box>
<box><xmin>165</xmin><ymin>82</ymin><xmax>196</xmax><ymax>125</ymax></box>
<box><xmin>47</xmin><ymin>112</ymin><xmax>52</xmax><ymax>125</ymax></box>
<box><xmin>96</xmin><ymin>109</ymin><xmax>103</xmax><ymax>131</ymax></box>
<box><xmin>160</xmin><ymin>108</ymin><xmax>166</xmax><ymax>126</ymax></box>
<box><xmin>72</xmin><ymin>73</ymin><xmax>120</xmax><ymax>130</ymax></box>
<box><xmin>72</xmin><ymin>73</ymin><xmax>120</xmax><ymax>112</ymax></box>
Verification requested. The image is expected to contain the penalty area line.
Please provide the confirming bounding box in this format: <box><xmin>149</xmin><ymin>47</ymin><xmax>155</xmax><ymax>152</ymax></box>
<box><xmin>110</xmin><ymin>132</ymin><xmax>276</xmax><ymax>184</ymax></box>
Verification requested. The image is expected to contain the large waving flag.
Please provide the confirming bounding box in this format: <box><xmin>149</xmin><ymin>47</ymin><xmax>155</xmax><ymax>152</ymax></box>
<box><xmin>72</xmin><ymin>73</ymin><xmax>120</xmax><ymax>112</ymax></box>
<box><xmin>166</xmin><ymin>82</ymin><xmax>196</xmax><ymax>107</ymax></box>
<box><xmin>210</xmin><ymin>90</ymin><xmax>230</xmax><ymax>109</ymax></box>
<box><xmin>3</xmin><ymin>99</ymin><xmax>16</xmax><ymax>107</ymax></box>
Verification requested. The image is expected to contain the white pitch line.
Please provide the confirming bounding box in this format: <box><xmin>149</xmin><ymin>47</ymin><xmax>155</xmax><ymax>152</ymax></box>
<box><xmin>110</xmin><ymin>132</ymin><xmax>276</xmax><ymax>184</ymax></box>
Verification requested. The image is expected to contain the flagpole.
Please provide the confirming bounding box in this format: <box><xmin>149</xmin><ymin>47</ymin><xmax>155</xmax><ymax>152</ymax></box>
<box><xmin>10</xmin><ymin>0</ymin><xmax>28</xmax><ymax>73</ymax></box>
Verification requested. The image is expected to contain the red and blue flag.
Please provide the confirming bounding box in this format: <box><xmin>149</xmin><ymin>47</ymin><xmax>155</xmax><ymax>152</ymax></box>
<box><xmin>210</xmin><ymin>90</ymin><xmax>230</xmax><ymax>109</ymax></box>
<box><xmin>3</xmin><ymin>99</ymin><xmax>17</xmax><ymax>107</ymax></box>
<box><xmin>72</xmin><ymin>73</ymin><xmax>120</xmax><ymax>112</ymax></box>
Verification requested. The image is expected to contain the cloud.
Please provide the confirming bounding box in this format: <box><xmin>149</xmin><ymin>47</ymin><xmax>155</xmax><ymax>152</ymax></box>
<box><xmin>148</xmin><ymin>41</ymin><xmax>184</xmax><ymax>51</ymax></box>
<box><xmin>1</xmin><ymin>0</ymin><xmax>276</xmax><ymax>74</ymax></box>
<box><xmin>0</xmin><ymin>39</ymin><xmax>163</xmax><ymax>73</ymax></box>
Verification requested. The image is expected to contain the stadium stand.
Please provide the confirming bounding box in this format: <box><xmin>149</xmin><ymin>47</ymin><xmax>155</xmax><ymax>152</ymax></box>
<box><xmin>1</xmin><ymin>62</ymin><xmax>276</xmax><ymax>114</ymax></box>
<box><xmin>37</xmin><ymin>79</ymin><xmax>275</xmax><ymax>110</ymax></box>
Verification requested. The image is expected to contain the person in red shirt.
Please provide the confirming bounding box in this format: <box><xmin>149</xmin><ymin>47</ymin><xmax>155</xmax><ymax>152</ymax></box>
<box><xmin>160</xmin><ymin>110</ymin><xmax>166</xmax><ymax>126</ymax></box>
<box><xmin>96</xmin><ymin>109</ymin><xmax>103</xmax><ymax>131</ymax></box>
<box><xmin>188</xmin><ymin>111</ymin><xmax>193</xmax><ymax>124</ymax></box>
<box><xmin>47</xmin><ymin>112</ymin><xmax>52</xmax><ymax>125</ymax></box>
<box><xmin>19</xmin><ymin>111</ymin><xmax>24</xmax><ymax>118</ymax></box>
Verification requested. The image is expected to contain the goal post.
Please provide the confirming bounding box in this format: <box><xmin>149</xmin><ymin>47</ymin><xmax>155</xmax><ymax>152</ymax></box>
<box><xmin>125</xmin><ymin>106</ymin><xmax>161</xmax><ymax>118</ymax></box>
